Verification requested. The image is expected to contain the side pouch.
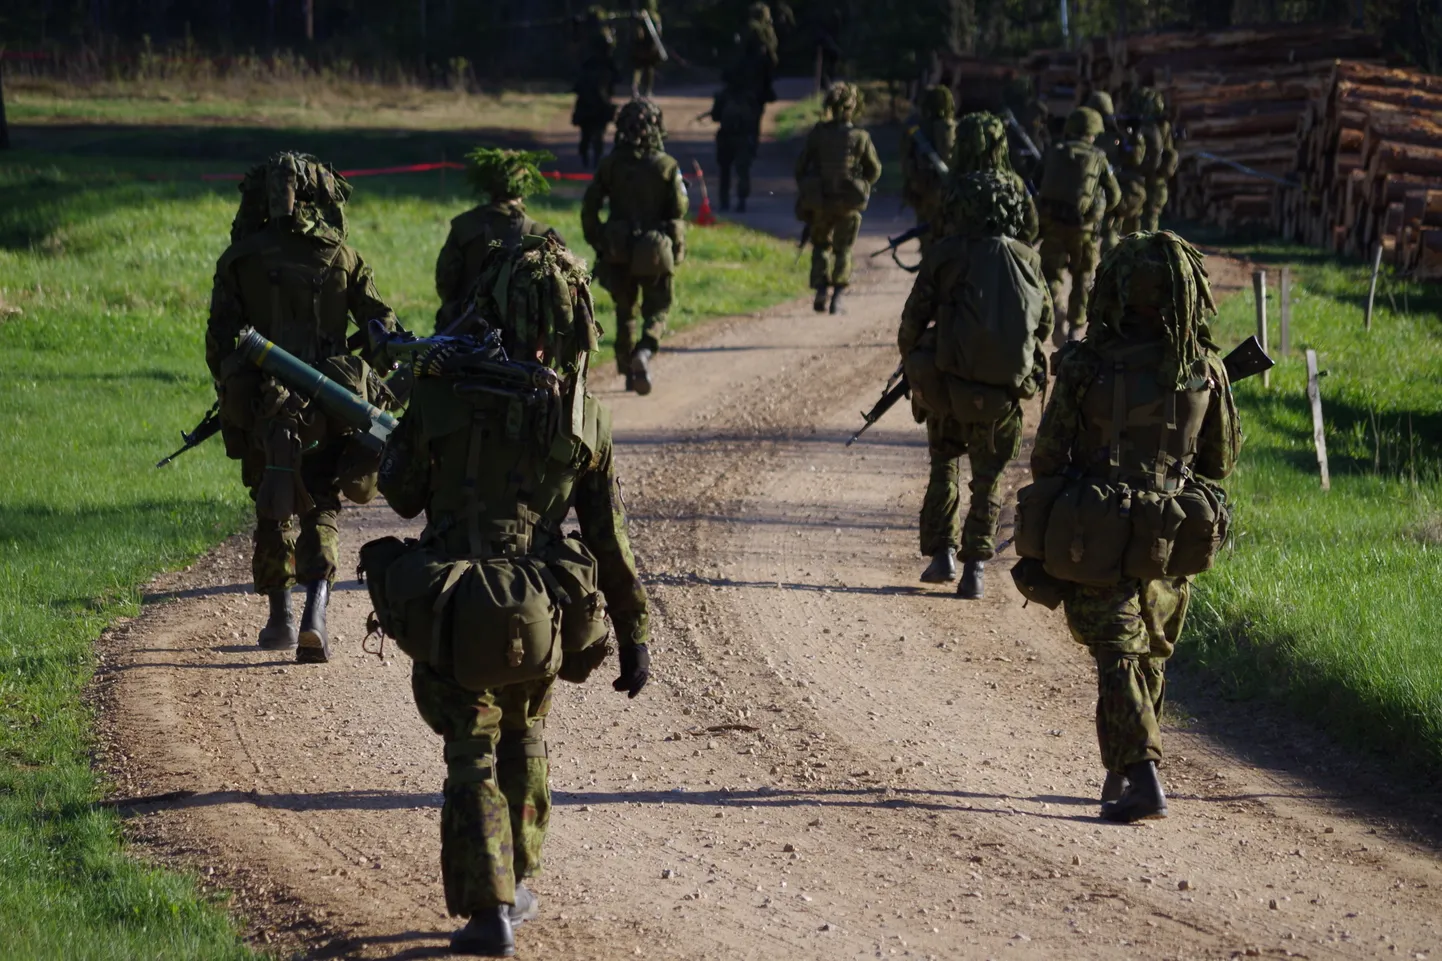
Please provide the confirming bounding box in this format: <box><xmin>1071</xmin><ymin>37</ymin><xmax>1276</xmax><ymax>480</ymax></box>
<box><xmin>450</xmin><ymin>558</ymin><xmax>563</xmax><ymax>692</ymax></box>
<box><xmin>1166</xmin><ymin>480</ymin><xmax>1230</xmax><ymax>577</ymax></box>
<box><xmin>1014</xmin><ymin>475</ymin><xmax>1068</xmax><ymax>561</ymax></box>
<box><xmin>1122</xmin><ymin>489</ymin><xmax>1183</xmax><ymax>580</ymax></box>
<box><xmin>602</xmin><ymin>219</ymin><xmax>634</xmax><ymax>265</ymax></box>
<box><xmin>383</xmin><ymin>547</ymin><xmax>458</xmax><ymax>663</ymax></box>
<box><xmin>546</xmin><ymin>533</ymin><xmax>611</xmax><ymax>653</ymax></box>
<box><xmin>629</xmin><ymin>229</ymin><xmax>675</xmax><ymax>278</ymax></box>
<box><xmin>1042</xmin><ymin>479</ymin><xmax>1129</xmax><ymax>587</ymax></box>
<box><xmin>1010</xmin><ymin>557</ymin><xmax>1071</xmax><ymax>610</ymax></box>
<box><xmin>357</xmin><ymin>536</ymin><xmax>415</xmax><ymax>641</ymax></box>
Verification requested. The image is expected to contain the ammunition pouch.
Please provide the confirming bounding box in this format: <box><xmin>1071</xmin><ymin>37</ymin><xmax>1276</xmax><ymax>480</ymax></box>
<box><xmin>1009</xmin><ymin>557</ymin><xmax>1070</xmax><ymax>610</ymax></box>
<box><xmin>630</xmin><ymin>229</ymin><xmax>676</xmax><ymax>278</ymax></box>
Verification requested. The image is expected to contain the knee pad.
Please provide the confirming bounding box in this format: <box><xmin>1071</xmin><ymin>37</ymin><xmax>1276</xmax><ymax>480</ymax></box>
<box><xmin>443</xmin><ymin>737</ymin><xmax>496</xmax><ymax>788</ymax></box>
<box><xmin>497</xmin><ymin>720</ymin><xmax>548</xmax><ymax>762</ymax></box>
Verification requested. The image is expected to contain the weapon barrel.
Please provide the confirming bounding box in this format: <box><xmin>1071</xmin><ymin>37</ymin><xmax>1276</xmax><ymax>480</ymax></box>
<box><xmin>237</xmin><ymin>328</ymin><xmax>398</xmax><ymax>451</ymax></box>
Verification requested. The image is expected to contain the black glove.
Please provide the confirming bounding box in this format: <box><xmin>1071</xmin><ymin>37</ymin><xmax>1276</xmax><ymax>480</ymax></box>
<box><xmin>612</xmin><ymin>643</ymin><xmax>650</xmax><ymax>698</ymax></box>
<box><xmin>558</xmin><ymin>642</ymin><xmax>612</xmax><ymax>685</ymax></box>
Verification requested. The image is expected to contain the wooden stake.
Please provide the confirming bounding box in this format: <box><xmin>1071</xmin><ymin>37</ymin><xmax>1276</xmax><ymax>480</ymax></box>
<box><xmin>1253</xmin><ymin>269</ymin><xmax>1269</xmax><ymax>388</ymax></box>
<box><xmin>1279</xmin><ymin>266</ymin><xmax>1291</xmax><ymax>354</ymax></box>
<box><xmin>1365</xmin><ymin>243</ymin><xmax>1383</xmax><ymax>331</ymax></box>
<box><xmin>1306</xmin><ymin>349</ymin><xmax>1330</xmax><ymax>491</ymax></box>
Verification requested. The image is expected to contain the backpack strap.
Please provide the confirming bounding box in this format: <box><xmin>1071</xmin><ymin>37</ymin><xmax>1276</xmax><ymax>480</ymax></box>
<box><xmin>463</xmin><ymin>411</ymin><xmax>489</xmax><ymax>557</ymax></box>
<box><xmin>1108</xmin><ymin>359</ymin><xmax>1126</xmax><ymax>480</ymax></box>
<box><xmin>1153</xmin><ymin>389</ymin><xmax>1178</xmax><ymax>490</ymax></box>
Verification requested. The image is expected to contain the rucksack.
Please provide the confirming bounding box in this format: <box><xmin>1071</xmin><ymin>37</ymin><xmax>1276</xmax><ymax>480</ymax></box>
<box><xmin>1038</xmin><ymin>141</ymin><xmax>1106</xmax><ymax>225</ymax></box>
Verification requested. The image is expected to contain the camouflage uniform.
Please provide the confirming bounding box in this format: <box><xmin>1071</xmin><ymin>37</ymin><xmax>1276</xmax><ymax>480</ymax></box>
<box><xmin>1084</xmin><ymin>92</ymin><xmax>1126</xmax><ymax>254</ymax></box>
<box><xmin>795</xmin><ymin>82</ymin><xmax>882</xmax><ymax>310</ymax></box>
<box><xmin>435</xmin><ymin>148</ymin><xmax>562</xmax><ymax>331</ymax></box>
<box><xmin>573</xmin><ymin>10</ymin><xmax>622</xmax><ymax>169</ymax></box>
<box><xmin>378</xmin><ymin>237</ymin><xmax>651</xmax><ymax>952</ymax></box>
<box><xmin>711</xmin><ymin>85</ymin><xmax>761</xmax><ymax>211</ymax></box>
<box><xmin>1030</xmin><ymin>231</ymin><xmax>1241</xmax><ymax>814</ymax></box>
<box><xmin>1036</xmin><ymin>107</ymin><xmax>1121</xmax><ymax>338</ymax></box>
<box><xmin>581</xmin><ymin>99</ymin><xmax>688</xmax><ymax>390</ymax></box>
<box><xmin>1129</xmin><ymin>87</ymin><xmax>1179</xmax><ymax>232</ymax></box>
<box><xmin>734</xmin><ymin>3</ymin><xmax>780</xmax><ymax>137</ymax></box>
<box><xmin>629</xmin><ymin>0</ymin><xmax>664</xmax><ymax>97</ymax></box>
<box><xmin>205</xmin><ymin>153</ymin><xmax>396</xmax><ymax>617</ymax></box>
<box><xmin>899</xmin><ymin>173</ymin><xmax>1051</xmax><ymax>571</ymax></box>
<box><xmin>900</xmin><ymin>86</ymin><xmax>957</xmax><ymax>251</ymax></box>
<box><xmin>946</xmin><ymin>112</ymin><xmax>1038</xmax><ymax>243</ymax></box>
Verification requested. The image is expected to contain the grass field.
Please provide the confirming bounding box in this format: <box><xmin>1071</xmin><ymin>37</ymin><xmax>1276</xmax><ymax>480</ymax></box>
<box><xmin>1182</xmin><ymin>238</ymin><xmax>1442</xmax><ymax>772</ymax></box>
<box><xmin>0</xmin><ymin>123</ymin><xmax>801</xmax><ymax>957</ymax></box>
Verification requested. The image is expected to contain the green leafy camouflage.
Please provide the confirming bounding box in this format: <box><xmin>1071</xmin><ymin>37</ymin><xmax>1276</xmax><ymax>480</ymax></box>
<box><xmin>822</xmin><ymin>81</ymin><xmax>861</xmax><ymax>122</ymax></box>
<box><xmin>464</xmin><ymin>147</ymin><xmax>555</xmax><ymax>202</ymax></box>
<box><xmin>615</xmin><ymin>98</ymin><xmax>667</xmax><ymax>156</ymax></box>
<box><xmin>921</xmin><ymin>84</ymin><xmax>955</xmax><ymax>121</ymax></box>
<box><xmin>231</xmin><ymin>151</ymin><xmax>351</xmax><ymax>244</ymax></box>
<box><xmin>951</xmin><ymin>111</ymin><xmax>1013</xmax><ymax>176</ymax></box>
<box><xmin>942</xmin><ymin>170</ymin><xmax>1029</xmax><ymax>239</ymax></box>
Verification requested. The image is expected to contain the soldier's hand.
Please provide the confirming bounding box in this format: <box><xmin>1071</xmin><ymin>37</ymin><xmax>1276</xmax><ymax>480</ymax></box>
<box><xmin>558</xmin><ymin>642</ymin><xmax>612</xmax><ymax>684</ymax></box>
<box><xmin>612</xmin><ymin>643</ymin><xmax>651</xmax><ymax>698</ymax></box>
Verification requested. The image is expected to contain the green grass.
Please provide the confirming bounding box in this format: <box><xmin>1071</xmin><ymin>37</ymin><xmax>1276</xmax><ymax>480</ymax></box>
<box><xmin>1179</xmin><ymin>237</ymin><xmax>1442</xmax><ymax>771</ymax></box>
<box><xmin>0</xmin><ymin>133</ymin><xmax>800</xmax><ymax>957</ymax></box>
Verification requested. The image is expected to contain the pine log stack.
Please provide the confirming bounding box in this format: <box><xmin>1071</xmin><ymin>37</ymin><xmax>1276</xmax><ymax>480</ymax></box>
<box><xmin>1024</xmin><ymin>49</ymin><xmax>1079</xmax><ymax>124</ymax></box>
<box><xmin>1078</xmin><ymin>25</ymin><xmax>1380</xmax><ymax>230</ymax></box>
<box><xmin>1284</xmin><ymin>61</ymin><xmax>1442</xmax><ymax>278</ymax></box>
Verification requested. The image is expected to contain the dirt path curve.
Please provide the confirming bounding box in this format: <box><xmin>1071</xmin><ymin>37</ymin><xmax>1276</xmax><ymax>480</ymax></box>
<box><xmin>98</xmin><ymin>87</ymin><xmax>1442</xmax><ymax>961</ymax></box>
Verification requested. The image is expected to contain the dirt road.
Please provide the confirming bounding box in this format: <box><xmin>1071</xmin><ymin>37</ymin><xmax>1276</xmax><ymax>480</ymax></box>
<box><xmin>98</xmin><ymin>89</ymin><xmax>1442</xmax><ymax>961</ymax></box>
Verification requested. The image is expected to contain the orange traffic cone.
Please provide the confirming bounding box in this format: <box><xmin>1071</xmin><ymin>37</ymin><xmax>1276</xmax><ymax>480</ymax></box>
<box><xmin>691</xmin><ymin>159</ymin><xmax>717</xmax><ymax>226</ymax></box>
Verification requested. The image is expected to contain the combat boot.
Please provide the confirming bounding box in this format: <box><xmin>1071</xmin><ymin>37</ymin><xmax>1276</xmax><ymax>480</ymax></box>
<box><xmin>1100</xmin><ymin>760</ymin><xmax>1168</xmax><ymax>823</ymax></box>
<box><xmin>511</xmin><ymin>883</ymin><xmax>539</xmax><ymax>926</ymax></box>
<box><xmin>295</xmin><ymin>580</ymin><xmax>330</xmax><ymax>664</ymax></box>
<box><xmin>1101</xmin><ymin>771</ymin><xmax>1129</xmax><ymax>802</ymax></box>
<box><xmin>450</xmin><ymin>907</ymin><xmax>515</xmax><ymax>957</ymax></box>
<box><xmin>920</xmin><ymin>548</ymin><xmax>957</xmax><ymax>584</ymax></box>
<box><xmin>257</xmin><ymin>590</ymin><xmax>298</xmax><ymax>650</ymax></box>
<box><xmin>957</xmin><ymin>560</ymin><xmax>985</xmax><ymax>599</ymax></box>
<box><xmin>813</xmin><ymin>286</ymin><xmax>829</xmax><ymax>312</ymax></box>
<box><xmin>630</xmin><ymin>348</ymin><xmax>654</xmax><ymax>396</ymax></box>
<box><xmin>829</xmin><ymin>285</ymin><xmax>847</xmax><ymax>315</ymax></box>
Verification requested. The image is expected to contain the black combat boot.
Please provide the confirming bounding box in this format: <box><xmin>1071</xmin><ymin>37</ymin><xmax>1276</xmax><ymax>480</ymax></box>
<box><xmin>957</xmin><ymin>560</ymin><xmax>986</xmax><ymax>599</ymax></box>
<box><xmin>813</xmin><ymin>286</ymin><xmax>829</xmax><ymax>312</ymax></box>
<box><xmin>1101</xmin><ymin>771</ymin><xmax>1129</xmax><ymax>803</ymax></box>
<box><xmin>450</xmin><ymin>906</ymin><xmax>515</xmax><ymax>957</ymax></box>
<box><xmin>828</xmin><ymin>285</ymin><xmax>847</xmax><ymax>315</ymax></box>
<box><xmin>257</xmin><ymin>590</ymin><xmax>298</xmax><ymax>650</ymax></box>
<box><xmin>920</xmin><ymin>548</ymin><xmax>958</xmax><ymax>584</ymax></box>
<box><xmin>1100</xmin><ymin>760</ymin><xmax>1168</xmax><ymax>823</ymax></box>
<box><xmin>295</xmin><ymin>580</ymin><xmax>330</xmax><ymax>664</ymax></box>
<box><xmin>510</xmin><ymin>882</ymin><xmax>539</xmax><ymax>925</ymax></box>
<box><xmin>630</xmin><ymin>347</ymin><xmax>654</xmax><ymax>396</ymax></box>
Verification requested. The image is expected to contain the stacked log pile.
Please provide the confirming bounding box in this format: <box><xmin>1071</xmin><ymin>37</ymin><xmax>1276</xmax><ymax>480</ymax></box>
<box><xmin>1078</xmin><ymin>26</ymin><xmax>1380</xmax><ymax>230</ymax></box>
<box><xmin>1024</xmin><ymin>49</ymin><xmax>1079</xmax><ymax>125</ymax></box>
<box><xmin>1283</xmin><ymin>62</ymin><xmax>1442</xmax><ymax>277</ymax></box>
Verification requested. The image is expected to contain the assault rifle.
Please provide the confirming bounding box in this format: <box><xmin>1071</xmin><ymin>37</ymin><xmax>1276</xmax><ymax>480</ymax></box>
<box><xmin>794</xmin><ymin>223</ymin><xmax>811</xmax><ymax>266</ymax></box>
<box><xmin>1221</xmin><ymin>335</ymin><xmax>1274</xmax><ymax>383</ymax></box>
<box><xmin>903</xmin><ymin>118</ymin><xmax>950</xmax><ymax>177</ymax></box>
<box><xmin>868</xmin><ymin>223</ymin><xmax>929</xmax><ymax>272</ymax></box>
<box><xmin>846</xmin><ymin>364</ymin><xmax>909</xmax><ymax>446</ymax></box>
<box><xmin>1001</xmin><ymin>108</ymin><xmax>1042</xmax><ymax>161</ymax></box>
<box><xmin>156</xmin><ymin>402</ymin><xmax>222</xmax><ymax>468</ymax></box>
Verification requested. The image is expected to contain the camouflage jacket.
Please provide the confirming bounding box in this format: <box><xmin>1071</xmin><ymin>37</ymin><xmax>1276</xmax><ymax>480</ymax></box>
<box><xmin>434</xmin><ymin>201</ymin><xmax>560</xmax><ymax>318</ymax></box>
<box><xmin>794</xmin><ymin>120</ymin><xmax>883</xmax><ymax>206</ymax></box>
<box><xmin>581</xmin><ymin>149</ymin><xmax>689</xmax><ymax>256</ymax></box>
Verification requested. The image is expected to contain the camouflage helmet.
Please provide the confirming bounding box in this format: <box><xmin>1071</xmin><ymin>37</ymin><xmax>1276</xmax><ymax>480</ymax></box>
<box><xmin>749</xmin><ymin>2</ymin><xmax>772</xmax><ymax>23</ymax></box>
<box><xmin>951</xmin><ymin>112</ymin><xmax>1012</xmax><ymax>176</ymax></box>
<box><xmin>1087</xmin><ymin>230</ymin><xmax>1217</xmax><ymax>390</ymax></box>
<box><xmin>1128</xmin><ymin>86</ymin><xmax>1167</xmax><ymax>121</ymax></box>
<box><xmin>1064</xmin><ymin>107</ymin><xmax>1105</xmax><ymax>141</ymax></box>
<box><xmin>920</xmin><ymin>84</ymin><xmax>955</xmax><ymax>122</ymax></box>
<box><xmin>231</xmin><ymin>151</ymin><xmax>351</xmax><ymax>243</ymax></box>
<box><xmin>615</xmin><ymin>98</ymin><xmax>666</xmax><ymax>155</ymax></box>
<box><xmin>1084</xmin><ymin>90</ymin><xmax>1114</xmax><ymax>118</ymax></box>
<box><xmin>822</xmin><ymin>81</ymin><xmax>862</xmax><ymax>122</ymax></box>
<box><xmin>465</xmin><ymin>147</ymin><xmax>554</xmax><ymax>202</ymax></box>
<box><xmin>942</xmin><ymin>170</ymin><xmax>1029</xmax><ymax>239</ymax></box>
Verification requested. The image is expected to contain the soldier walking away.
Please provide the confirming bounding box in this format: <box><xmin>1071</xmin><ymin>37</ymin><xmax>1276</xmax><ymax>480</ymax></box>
<box><xmin>572</xmin><ymin>8</ymin><xmax>622</xmax><ymax>169</ymax></box>
<box><xmin>901</xmin><ymin>85</ymin><xmax>958</xmax><ymax>253</ymax></box>
<box><xmin>947</xmin><ymin>111</ymin><xmax>1038</xmax><ymax>243</ymax></box>
<box><xmin>709</xmin><ymin>83</ymin><xmax>761</xmax><ymax>212</ymax></box>
<box><xmin>1016</xmin><ymin>231</ymin><xmax>1241</xmax><ymax>822</ymax></box>
<box><xmin>733</xmin><ymin>2</ymin><xmax>780</xmax><ymax>135</ymax></box>
<box><xmin>1083</xmin><ymin>91</ymin><xmax>1126</xmax><ymax>254</ymax></box>
<box><xmin>369</xmin><ymin>236</ymin><xmax>652</xmax><ymax>956</ymax></box>
<box><xmin>1036</xmin><ymin>107</ymin><xmax>1120</xmax><ymax>343</ymax></box>
<box><xmin>435</xmin><ymin>148</ymin><xmax>563</xmax><ymax>332</ymax></box>
<box><xmin>794</xmin><ymin>81</ymin><xmax>882</xmax><ymax>315</ymax></box>
<box><xmin>205</xmin><ymin>152</ymin><xmax>399</xmax><ymax>663</ymax></box>
<box><xmin>630</xmin><ymin>0</ymin><xmax>664</xmax><ymax>97</ymax></box>
<box><xmin>582</xmin><ymin>98</ymin><xmax>688</xmax><ymax>395</ymax></box>
<box><xmin>898</xmin><ymin>172</ymin><xmax>1052</xmax><ymax>597</ymax></box>
<box><xmin>1128</xmin><ymin>86</ymin><xmax>1179</xmax><ymax>232</ymax></box>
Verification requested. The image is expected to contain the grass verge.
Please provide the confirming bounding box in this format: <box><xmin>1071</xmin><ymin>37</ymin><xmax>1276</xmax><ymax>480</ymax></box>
<box><xmin>0</xmin><ymin>136</ymin><xmax>801</xmax><ymax>956</ymax></box>
<box><xmin>1181</xmin><ymin>236</ymin><xmax>1442</xmax><ymax>772</ymax></box>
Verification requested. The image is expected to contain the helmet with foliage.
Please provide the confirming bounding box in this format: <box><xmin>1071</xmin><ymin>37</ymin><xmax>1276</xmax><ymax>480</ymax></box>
<box><xmin>822</xmin><ymin>81</ymin><xmax>862</xmax><ymax>122</ymax></box>
<box><xmin>465</xmin><ymin>147</ymin><xmax>554</xmax><ymax>203</ymax></box>
<box><xmin>951</xmin><ymin>112</ymin><xmax>1013</xmax><ymax>176</ymax></box>
<box><xmin>942</xmin><ymin>170</ymin><xmax>1029</xmax><ymax>239</ymax></box>
<box><xmin>1087</xmin><ymin>230</ymin><xmax>1217</xmax><ymax>390</ymax></box>
<box><xmin>231</xmin><ymin>151</ymin><xmax>351</xmax><ymax>243</ymax></box>
<box><xmin>1083</xmin><ymin>91</ymin><xmax>1114</xmax><ymax>118</ymax></box>
<box><xmin>615</xmin><ymin>98</ymin><xmax>667</xmax><ymax>155</ymax></box>
<box><xmin>920</xmin><ymin>84</ymin><xmax>955</xmax><ymax>122</ymax></box>
<box><xmin>749</xmin><ymin>2</ymin><xmax>772</xmax><ymax>23</ymax></box>
<box><xmin>1064</xmin><ymin>107</ymin><xmax>1105</xmax><ymax>141</ymax></box>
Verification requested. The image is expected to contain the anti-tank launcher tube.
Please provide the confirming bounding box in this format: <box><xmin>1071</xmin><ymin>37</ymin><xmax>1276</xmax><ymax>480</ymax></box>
<box><xmin>236</xmin><ymin>327</ymin><xmax>399</xmax><ymax>452</ymax></box>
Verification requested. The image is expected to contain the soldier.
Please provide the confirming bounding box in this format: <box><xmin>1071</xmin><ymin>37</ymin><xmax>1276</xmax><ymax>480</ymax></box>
<box><xmin>1035</xmin><ymin>106</ymin><xmax>1121</xmax><ymax>342</ymax></box>
<box><xmin>1025</xmin><ymin>231</ymin><xmax>1240</xmax><ymax>822</ymax></box>
<box><xmin>1130</xmin><ymin>86</ymin><xmax>1179</xmax><ymax>232</ymax></box>
<box><xmin>947</xmin><ymin>111</ymin><xmax>1038</xmax><ymax>243</ymax></box>
<box><xmin>1083</xmin><ymin>91</ymin><xmax>1124</xmax><ymax>253</ymax></box>
<box><xmin>898</xmin><ymin>171</ymin><xmax>1051</xmax><ymax>597</ymax></box>
<box><xmin>629</xmin><ymin>0</ymin><xmax>664</xmax><ymax>97</ymax></box>
<box><xmin>738</xmin><ymin>2</ymin><xmax>780</xmax><ymax>128</ymax></box>
<box><xmin>710</xmin><ymin>83</ymin><xmax>761</xmax><ymax>212</ymax></box>
<box><xmin>1113</xmin><ymin>122</ymin><xmax>1150</xmax><ymax>239</ymax></box>
<box><xmin>374</xmin><ymin>235</ymin><xmax>652</xmax><ymax>956</ymax></box>
<box><xmin>794</xmin><ymin>81</ymin><xmax>882</xmax><ymax>314</ymax></box>
<box><xmin>435</xmin><ymin>148</ymin><xmax>562</xmax><ymax>331</ymax></box>
<box><xmin>900</xmin><ymin>85</ymin><xmax>957</xmax><ymax>251</ymax></box>
<box><xmin>205</xmin><ymin>152</ymin><xmax>398</xmax><ymax>663</ymax></box>
<box><xmin>581</xmin><ymin>98</ymin><xmax>688</xmax><ymax>395</ymax></box>
<box><xmin>572</xmin><ymin>8</ymin><xmax>622</xmax><ymax>169</ymax></box>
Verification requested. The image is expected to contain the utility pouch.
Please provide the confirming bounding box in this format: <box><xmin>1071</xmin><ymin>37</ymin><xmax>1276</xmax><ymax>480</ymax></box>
<box><xmin>832</xmin><ymin>176</ymin><xmax>870</xmax><ymax>210</ymax></box>
<box><xmin>1120</xmin><ymin>488</ymin><xmax>1183</xmax><ymax>580</ymax></box>
<box><xmin>1165</xmin><ymin>479</ymin><xmax>1230</xmax><ymax>576</ymax></box>
<box><xmin>1014</xmin><ymin>475</ymin><xmax>1068</xmax><ymax>561</ymax></box>
<box><xmin>905</xmin><ymin>342</ymin><xmax>1016</xmax><ymax>426</ymax></box>
<box><xmin>379</xmin><ymin>546</ymin><xmax>456</xmax><ymax>662</ymax></box>
<box><xmin>1009</xmin><ymin>557</ymin><xmax>1071</xmax><ymax>610</ymax></box>
<box><xmin>449</xmin><ymin>557</ymin><xmax>563</xmax><ymax>691</ymax></box>
<box><xmin>544</xmin><ymin>533</ymin><xmax>611</xmax><ymax>653</ymax></box>
<box><xmin>629</xmin><ymin>229</ymin><xmax>675</xmax><ymax>278</ymax></box>
<box><xmin>1042</xmin><ymin>479</ymin><xmax>1131</xmax><ymax>587</ymax></box>
<box><xmin>357</xmin><ymin>535</ymin><xmax>415</xmax><ymax>642</ymax></box>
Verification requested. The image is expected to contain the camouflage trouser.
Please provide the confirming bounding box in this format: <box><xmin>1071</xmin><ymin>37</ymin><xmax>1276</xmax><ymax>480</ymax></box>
<box><xmin>1062</xmin><ymin>578</ymin><xmax>1190</xmax><ymax>775</ymax></box>
<box><xmin>243</xmin><ymin>433</ymin><xmax>344</xmax><ymax>594</ymax></box>
<box><xmin>808</xmin><ymin>208</ymin><xmax>863</xmax><ymax>289</ymax></box>
<box><xmin>600</xmin><ymin>266</ymin><xmax>673</xmax><ymax>369</ymax></box>
<box><xmin>412</xmin><ymin>663</ymin><xmax>554</xmax><ymax>916</ymax></box>
<box><xmin>1039</xmin><ymin>222</ymin><xmax>1101</xmax><ymax>334</ymax></box>
<box><xmin>716</xmin><ymin>133</ymin><xmax>756</xmax><ymax>206</ymax></box>
<box><xmin>1113</xmin><ymin>175</ymin><xmax>1149</xmax><ymax>241</ymax></box>
<box><xmin>1142</xmin><ymin>178</ymin><xmax>1169</xmax><ymax>233</ymax></box>
<box><xmin>632</xmin><ymin>65</ymin><xmax>655</xmax><ymax>98</ymax></box>
<box><xmin>920</xmin><ymin>407</ymin><xmax>1023</xmax><ymax>562</ymax></box>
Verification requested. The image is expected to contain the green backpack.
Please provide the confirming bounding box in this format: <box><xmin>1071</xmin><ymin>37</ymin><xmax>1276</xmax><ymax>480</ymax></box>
<box><xmin>1038</xmin><ymin>141</ymin><xmax>1106</xmax><ymax>226</ymax></box>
